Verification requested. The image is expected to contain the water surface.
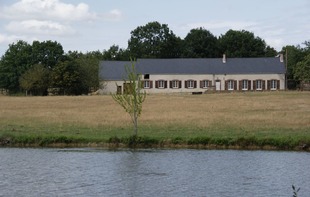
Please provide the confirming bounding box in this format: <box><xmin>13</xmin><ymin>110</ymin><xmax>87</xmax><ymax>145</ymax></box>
<box><xmin>0</xmin><ymin>148</ymin><xmax>309</xmax><ymax>196</ymax></box>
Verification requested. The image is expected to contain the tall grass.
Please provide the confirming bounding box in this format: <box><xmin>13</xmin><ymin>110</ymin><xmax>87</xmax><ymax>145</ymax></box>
<box><xmin>0</xmin><ymin>92</ymin><xmax>309</xmax><ymax>149</ymax></box>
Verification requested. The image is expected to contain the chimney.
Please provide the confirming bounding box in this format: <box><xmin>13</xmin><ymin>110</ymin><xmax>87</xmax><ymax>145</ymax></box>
<box><xmin>279</xmin><ymin>54</ymin><xmax>284</xmax><ymax>62</ymax></box>
<box><xmin>222</xmin><ymin>54</ymin><xmax>226</xmax><ymax>63</ymax></box>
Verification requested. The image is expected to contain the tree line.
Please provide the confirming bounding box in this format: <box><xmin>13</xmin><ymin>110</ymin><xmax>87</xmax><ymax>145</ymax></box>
<box><xmin>0</xmin><ymin>40</ymin><xmax>102</xmax><ymax>95</ymax></box>
<box><xmin>0</xmin><ymin>21</ymin><xmax>309</xmax><ymax>95</ymax></box>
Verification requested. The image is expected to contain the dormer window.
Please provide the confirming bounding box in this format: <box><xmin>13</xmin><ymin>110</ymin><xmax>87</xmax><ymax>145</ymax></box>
<box><xmin>144</xmin><ymin>74</ymin><xmax>150</xmax><ymax>79</ymax></box>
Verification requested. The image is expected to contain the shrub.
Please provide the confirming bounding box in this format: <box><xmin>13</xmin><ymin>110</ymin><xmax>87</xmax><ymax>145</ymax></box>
<box><xmin>171</xmin><ymin>137</ymin><xmax>185</xmax><ymax>144</ymax></box>
<box><xmin>210</xmin><ymin>137</ymin><xmax>234</xmax><ymax>146</ymax></box>
<box><xmin>121</xmin><ymin>135</ymin><xmax>159</xmax><ymax>147</ymax></box>
<box><xmin>187</xmin><ymin>137</ymin><xmax>211</xmax><ymax>145</ymax></box>
<box><xmin>108</xmin><ymin>136</ymin><xmax>121</xmax><ymax>144</ymax></box>
<box><xmin>235</xmin><ymin>136</ymin><xmax>258</xmax><ymax>147</ymax></box>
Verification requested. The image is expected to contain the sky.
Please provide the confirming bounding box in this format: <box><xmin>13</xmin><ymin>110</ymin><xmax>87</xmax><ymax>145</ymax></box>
<box><xmin>0</xmin><ymin>0</ymin><xmax>309</xmax><ymax>56</ymax></box>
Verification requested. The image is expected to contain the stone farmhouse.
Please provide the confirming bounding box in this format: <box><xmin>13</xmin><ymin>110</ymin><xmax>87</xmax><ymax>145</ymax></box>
<box><xmin>99</xmin><ymin>55</ymin><xmax>286</xmax><ymax>94</ymax></box>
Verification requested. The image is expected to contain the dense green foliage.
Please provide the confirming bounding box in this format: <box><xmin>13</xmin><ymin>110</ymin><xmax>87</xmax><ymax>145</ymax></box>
<box><xmin>51</xmin><ymin>60</ymin><xmax>82</xmax><ymax>95</ymax></box>
<box><xmin>0</xmin><ymin>41</ymin><xmax>101</xmax><ymax>95</ymax></box>
<box><xmin>103</xmin><ymin>45</ymin><xmax>130</xmax><ymax>60</ymax></box>
<box><xmin>0</xmin><ymin>40</ymin><xmax>33</xmax><ymax>92</ymax></box>
<box><xmin>182</xmin><ymin>27</ymin><xmax>219</xmax><ymax>58</ymax></box>
<box><xmin>294</xmin><ymin>54</ymin><xmax>310</xmax><ymax>83</ymax></box>
<box><xmin>32</xmin><ymin>40</ymin><xmax>64</xmax><ymax>69</ymax></box>
<box><xmin>127</xmin><ymin>22</ymin><xmax>278</xmax><ymax>59</ymax></box>
<box><xmin>128</xmin><ymin>21</ymin><xmax>182</xmax><ymax>58</ymax></box>
<box><xmin>218</xmin><ymin>29</ymin><xmax>275</xmax><ymax>57</ymax></box>
<box><xmin>0</xmin><ymin>21</ymin><xmax>309</xmax><ymax>94</ymax></box>
<box><xmin>19</xmin><ymin>64</ymin><xmax>50</xmax><ymax>95</ymax></box>
<box><xmin>281</xmin><ymin>42</ymin><xmax>310</xmax><ymax>83</ymax></box>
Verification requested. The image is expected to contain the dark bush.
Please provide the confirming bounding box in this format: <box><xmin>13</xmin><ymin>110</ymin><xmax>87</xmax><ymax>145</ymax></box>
<box><xmin>171</xmin><ymin>137</ymin><xmax>185</xmax><ymax>144</ymax></box>
<box><xmin>120</xmin><ymin>135</ymin><xmax>159</xmax><ymax>147</ymax></box>
<box><xmin>187</xmin><ymin>137</ymin><xmax>211</xmax><ymax>145</ymax></box>
<box><xmin>108</xmin><ymin>136</ymin><xmax>121</xmax><ymax>144</ymax></box>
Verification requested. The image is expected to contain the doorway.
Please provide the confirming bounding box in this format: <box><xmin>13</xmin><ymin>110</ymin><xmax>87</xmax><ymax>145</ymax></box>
<box><xmin>215</xmin><ymin>81</ymin><xmax>221</xmax><ymax>91</ymax></box>
<box><xmin>117</xmin><ymin>86</ymin><xmax>122</xmax><ymax>94</ymax></box>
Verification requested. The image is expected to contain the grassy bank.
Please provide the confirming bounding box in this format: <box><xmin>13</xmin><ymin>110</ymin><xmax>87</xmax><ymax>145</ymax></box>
<box><xmin>0</xmin><ymin>92</ymin><xmax>310</xmax><ymax>150</ymax></box>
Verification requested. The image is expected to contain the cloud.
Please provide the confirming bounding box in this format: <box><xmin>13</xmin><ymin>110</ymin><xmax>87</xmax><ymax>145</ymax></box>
<box><xmin>0</xmin><ymin>33</ymin><xmax>33</xmax><ymax>45</ymax></box>
<box><xmin>264</xmin><ymin>38</ymin><xmax>285</xmax><ymax>50</ymax></box>
<box><xmin>102</xmin><ymin>9</ymin><xmax>123</xmax><ymax>21</ymax></box>
<box><xmin>0</xmin><ymin>0</ymin><xmax>123</xmax><ymax>48</ymax></box>
<box><xmin>5</xmin><ymin>20</ymin><xmax>76</xmax><ymax>36</ymax></box>
<box><xmin>0</xmin><ymin>0</ymin><xmax>97</xmax><ymax>22</ymax></box>
<box><xmin>0</xmin><ymin>33</ymin><xmax>19</xmax><ymax>44</ymax></box>
<box><xmin>0</xmin><ymin>0</ymin><xmax>123</xmax><ymax>22</ymax></box>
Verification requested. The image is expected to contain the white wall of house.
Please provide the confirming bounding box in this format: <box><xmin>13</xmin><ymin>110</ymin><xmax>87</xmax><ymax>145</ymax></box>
<box><xmin>99</xmin><ymin>80</ymin><xmax>122</xmax><ymax>94</ymax></box>
<box><xmin>100</xmin><ymin>73</ymin><xmax>285</xmax><ymax>94</ymax></box>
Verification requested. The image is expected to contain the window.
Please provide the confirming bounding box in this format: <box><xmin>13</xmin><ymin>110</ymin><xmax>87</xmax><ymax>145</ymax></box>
<box><xmin>185</xmin><ymin>80</ymin><xmax>196</xmax><ymax>89</ymax></box>
<box><xmin>228</xmin><ymin>80</ymin><xmax>234</xmax><ymax>90</ymax></box>
<box><xmin>188</xmin><ymin>80</ymin><xmax>194</xmax><ymax>88</ymax></box>
<box><xmin>256</xmin><ymin>80</ymin><xmax>262</xmax><ymax>90</ymax></box>
<box><xmin>239</xmin><ymin>79</ymin><xmax>251</xmax><ymax>91</ymax></box>
<box><xmin>271</xmin><ymin>80</ymin><xmax>277</xmax><ymax>90</ymax></box>
<box><xmin>158</xmin><ymin>80</ymin><xmax>165</xmax><ymax>88</ymax></box>
<box><xmin>242</xmin><ymin>80</ymin><xmax>248</xmax><ymax>90</ymax></box>
<box><xmin>144</xmin><ymin>81</ymin><xmax>150</xmax><ymax>89</ymax></box>
<box><xmin>142</xmin><ymin>80</ymin><xmax>152</xmax><ymax>89</ymax></box>
<box><xmin>267</xmin><ymin>80</ymin><xmax>279</xmax><ymax>90</ymax></box>
<box><xmin>254</xmin><ymin>79</ymin><xmax>265</xmax><ymax>90</ymax></box>
<box><xmin>155</xmin><ymin>80</ymin><xmax>167</xmax><ymax>89</ymax></box>
<box><xmin>201</xmin><ymin>80</ymin><xmax>210</xmax><ymax>89</ymax></box>
<box><xmin>144</xmin><ymin>74</ymin><xmax>150</xmax><ymax>79</ymax></box>
<box><xmin>170</xmin><ymin>80</ymin><xmax>181</xmax><ymax>89</ymax></box>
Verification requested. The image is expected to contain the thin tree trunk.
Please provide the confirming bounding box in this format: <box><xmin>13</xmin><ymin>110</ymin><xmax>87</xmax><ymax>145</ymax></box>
<box><xmin>133</xmin><ymin>106</ymin><xmax>138</xmax><ymax>136</ymax></box>
<box><xmin>134</xmin><ymin>116</ymin><xmax>138</xmax><ymax>136</ymax></box>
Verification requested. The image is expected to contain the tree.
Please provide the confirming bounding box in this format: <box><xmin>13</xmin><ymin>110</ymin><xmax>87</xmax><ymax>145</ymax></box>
<box><xmin>303</xmin><ymin>40</ymin><xmax>310</xmax><ymax>51</ymax></box>
<box><xmin>103</xmin><ymin>45</ymin><xmax>130</xmax><ymax>60</ymax></box>
<box><xmin>282</xmin><ymin>45</ymin><xmax>306</xmax><ymax>79</ymax></box>
<box><xmin>49</xmin><ymin>51</ymin><xmax>100</xmax><ymax>95</ymax></box>
<box><xmin>264</xmin><ymin>46</ymin><xmax>278</xmax><ymax>57</ymax></box>
<box><xmin>0</xmin><ymin>40</ymin><xmax>64</xmax><ymax>94</ymax></box>
<box><xmin>51</xmin><ymin>60</ymin><xmax>84</xmax><ymax>95</ymax></box>
<box><xmin>19</xmin><ymin>64</ymin><xmax>50</xmax><ymax>96</ymax></box>
<box><xmin>0</xmin><ymin>40</ymin><xmax>33</xmax><ymax>92</ymax></box>
<box><xmin>111</xmin><ymin>60</ymin><xmax>146</xmax><ymax>136</ymax></box>
<box><xmin>128</xmin><ymin>21</ymin><xmax>182</xmax><ymax>58</ymax></box>
<box><xmin>294</xmin><ymin>53</ymin><xmax>310</xmax><ymax>87</ymax></box>
<box><xmin>158</xmin><ymin>34</ymin><xmax>182</xmax><ymax>58</ymax></box>
<box><xmin>32</xmin><ymin>40</ymin><xmax>64</xmax><ymax>69</ymax></box>
<box><xmin>75</xmin><ymin>53</ymin><xmax>100</xmax><ymax>92</ymax></box>
<box><xmin>219</xmin><ymin>29</ymin><xmax>268</xmax><ymax>57</ymax></box>
<box><xmin>182</xmin><ymin>27</ymin><xmax>219</xmax><ymax>58</ymax></box>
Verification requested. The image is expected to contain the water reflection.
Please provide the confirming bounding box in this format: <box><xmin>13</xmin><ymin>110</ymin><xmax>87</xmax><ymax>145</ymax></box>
<box><xmin>0</xmin><ymin>148</ymin><xmax>309</xmax><ymax>197</ymax></box>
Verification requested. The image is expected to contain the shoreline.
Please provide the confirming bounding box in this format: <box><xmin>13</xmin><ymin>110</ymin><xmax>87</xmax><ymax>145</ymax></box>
<box><xmin>1</xmin><ymin>139</ymin><xmax>309</xmax><ymax>152</ymax></box>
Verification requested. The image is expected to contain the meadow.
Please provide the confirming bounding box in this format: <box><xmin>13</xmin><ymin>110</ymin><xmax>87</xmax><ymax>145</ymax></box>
<box><xmin>0</xmin><ymin>91</ymin><xmax>309</xmax><ymax>150</ymax></box>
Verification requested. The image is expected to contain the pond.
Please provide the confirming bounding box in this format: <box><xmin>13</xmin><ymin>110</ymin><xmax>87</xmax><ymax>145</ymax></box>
<box><xmin>0</xmin><ymin>148</ymin><xmax>309</xmax><ymax>197</ymax></box>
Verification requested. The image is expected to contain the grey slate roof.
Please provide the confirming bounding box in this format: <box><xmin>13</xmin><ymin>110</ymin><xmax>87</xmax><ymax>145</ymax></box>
<box><xmin>99</xmin><ymin>61</ymin><xmax>131</xmax><ymax>80</ymax></box>
<box><xmin>99</xmin><ymin>58</ymin><xmax>286</xmax><ymax>80</ymax></box>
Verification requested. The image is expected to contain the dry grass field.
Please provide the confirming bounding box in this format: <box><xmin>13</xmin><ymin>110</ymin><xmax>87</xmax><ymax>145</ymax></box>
<box><xmin>0</xmin><ymin>91</ymin><xmax>309</xmax><ymax>147</ymax></box>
